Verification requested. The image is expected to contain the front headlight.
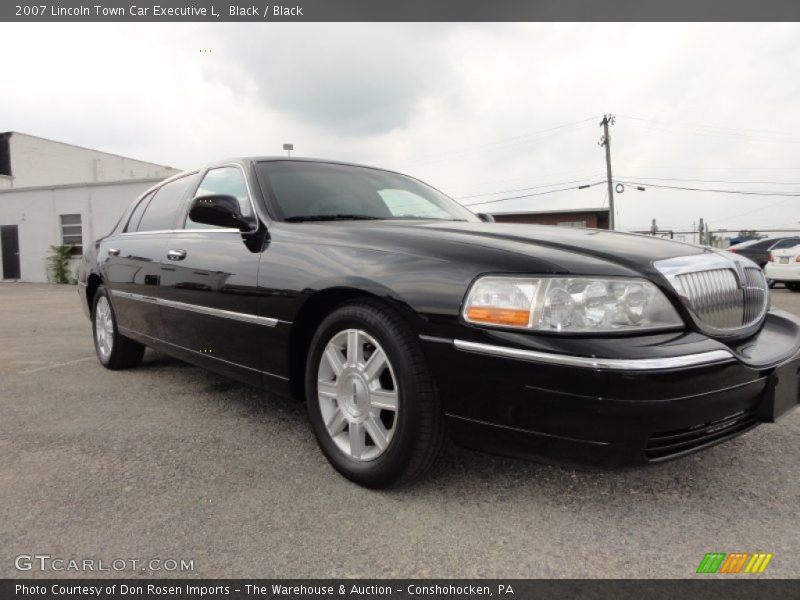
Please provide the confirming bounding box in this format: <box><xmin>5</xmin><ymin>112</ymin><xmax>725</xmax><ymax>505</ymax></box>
<box><xmin>463</xmin><ymin>275</ymin><xmax>683</xmax><ymax>332</ymax></box>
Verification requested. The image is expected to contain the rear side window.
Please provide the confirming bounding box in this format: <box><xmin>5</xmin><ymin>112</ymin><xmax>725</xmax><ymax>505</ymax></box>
<box><xmin>125</xmin><ymin>191</ymin><xmax>155</xmax><ymax>232</ymax></box>
<box><xmin>772</xmin><ymin>238</ymin><xmax>800</xmax><ymax>250</ymax></box>
<box><xmin>137</xmin><ymin>177</ymin><xmax>193</xmax><ymax>232</ymax></box>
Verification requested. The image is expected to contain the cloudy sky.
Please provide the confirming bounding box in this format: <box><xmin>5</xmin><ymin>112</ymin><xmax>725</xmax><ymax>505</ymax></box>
<box><xmin>2</xmin><ymin>22</ymin><xmax>800</xmax><ymax>234</ymax></box>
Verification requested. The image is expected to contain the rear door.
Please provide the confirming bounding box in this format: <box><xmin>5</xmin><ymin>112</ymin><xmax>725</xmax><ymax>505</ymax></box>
<box><xmin>158</xmin><ymin>165</ymin><xmax>269</xmax><ymax>384</ymax></box>
<box><xmin>101</xmin><ymin>175</ymin><xmax>196</xmax><ymax>340</ymax></box>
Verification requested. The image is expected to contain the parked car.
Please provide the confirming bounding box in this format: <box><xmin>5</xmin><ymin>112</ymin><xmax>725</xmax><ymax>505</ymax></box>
<box><xmin>728</xmin><ymin>236</ymin><xmax>800</xmax><ymax>268</ymax></box>
<box><xmin>78</xmin><ymin>158</ymin><xmax>800</xmax><ymax>487</ymax></box>
<box><xmin>766</xmin><ymin>246</ymin><xmax>800</xmax><ymax>291</ymax></box>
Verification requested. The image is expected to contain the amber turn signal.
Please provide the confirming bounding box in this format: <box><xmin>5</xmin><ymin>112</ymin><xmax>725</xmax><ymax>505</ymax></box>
<box><xmin>465</xmin><ymin>307</ymin><xmax>531</xmax><ymax>327</ymax></box>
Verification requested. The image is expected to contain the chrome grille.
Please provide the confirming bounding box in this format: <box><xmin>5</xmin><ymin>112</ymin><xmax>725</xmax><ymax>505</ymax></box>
<box><xmin>674</xmin><ymin>268</ymin><xmax>742</xmax><ymax>329</ymax></box>
<box><xmin>655</xmin><ymin>253</ymin><xmax>770</xmax><ymax>336</ymax></box>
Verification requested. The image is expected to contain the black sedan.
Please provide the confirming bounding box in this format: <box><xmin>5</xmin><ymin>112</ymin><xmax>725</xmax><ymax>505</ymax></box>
<box><xmin>78</xmin><ymin>158</ymin><xmax>800</xmax><ymax>487</ymax></box>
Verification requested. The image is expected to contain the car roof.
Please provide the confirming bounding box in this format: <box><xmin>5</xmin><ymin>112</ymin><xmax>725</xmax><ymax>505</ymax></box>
<box><xmin>730</xmin><ymin>236</ymin><xmax>799</xmax><ymax>249</ymax></box>
<box><xmin>729</xmin><ymin>238</ymin><xmax>770</xmax><ymax>248</ymax></box>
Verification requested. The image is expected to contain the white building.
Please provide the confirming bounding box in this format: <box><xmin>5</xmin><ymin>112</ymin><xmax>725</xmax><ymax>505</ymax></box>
<box><xmin>0</xmin><ymin>132</ymin><xmax>179</xmax><ymax>282</ymax></box>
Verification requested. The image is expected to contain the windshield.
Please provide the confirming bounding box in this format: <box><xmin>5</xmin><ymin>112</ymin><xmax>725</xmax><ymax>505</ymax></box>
<box><xmin>256</xmin><ymin>160</ymin><xmax>478</xmax><ymax>222</ymax></box>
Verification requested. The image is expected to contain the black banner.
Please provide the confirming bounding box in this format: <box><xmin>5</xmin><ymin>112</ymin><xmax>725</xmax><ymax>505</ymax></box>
<box><xmin>4</xmin><ymin>0</ymin><xmax>800</xmax><ymax>22</ymax></box>
<box><xmin>2</xmin><ymin>580</ymin><xmax>800</xmax><ymax>600</ymax></box>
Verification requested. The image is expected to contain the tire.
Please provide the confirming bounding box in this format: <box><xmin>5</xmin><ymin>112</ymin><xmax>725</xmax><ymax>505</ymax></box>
<box><xmin>305</xmin><ymin>300</ymin><xmax>445</xmax><ymax>487</ymax></box>
<box><xmin>92</xmin><ymin>285</ymin><xmax>145</xmax><ymax>370</ymax></box>
<box><xmin>767</xmin><ymin>279</ymin><xmax>776</xmax><ymax>289</ymax></box>
<box><xmin>788</xmin><ymin>283</ymin><xmax>800</xmax><ymax>293</ymax></box>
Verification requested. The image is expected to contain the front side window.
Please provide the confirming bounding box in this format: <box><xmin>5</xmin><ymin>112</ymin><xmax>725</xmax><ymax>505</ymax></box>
<box><xmin>256</xmin><ymin>161</ymin><xmax>477</xmax><ymax>222</ymax></box>
<box><xmin>185</xmin><ymin>166</ymin><xmax>252</xmax><ymax>229</ymax></box>
<box><xmin>137</xmin><ymin>176</ymin><xmax>193</xmax><ymax>232</ymax></box>
<box><xmin>60</xmin><ymin>214</ymin><xmax>82</xmax><ymax>256</ymax></box>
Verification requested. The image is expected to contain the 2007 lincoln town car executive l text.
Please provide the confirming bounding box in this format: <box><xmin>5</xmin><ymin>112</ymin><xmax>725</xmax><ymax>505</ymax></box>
<box><xmin>77</xmin><ymin>158</ymin><xmax>800</xmax><ymax>487</ymax></box>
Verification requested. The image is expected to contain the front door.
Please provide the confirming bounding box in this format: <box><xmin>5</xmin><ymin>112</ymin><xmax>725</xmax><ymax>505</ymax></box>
<box><xmin>158</xmin><ymin>166</ymin><xmax>269</xmax><ymax>385</ymax></box>
<box><xmin>1</xmin><ymin>225</ymin><xmax>20</xmax><ymax>279</ymax></box>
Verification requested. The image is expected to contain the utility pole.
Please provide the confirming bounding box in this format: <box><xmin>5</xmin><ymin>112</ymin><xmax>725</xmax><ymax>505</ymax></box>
<box><xmin>599</xmin><ymin>114</ymin><xmax>616</xmax><ymax>230</ymax></box>
<box><xmin>698</xmin><ymin>217</ymin><xmax>705</xmax><ymax>246</ymax></box>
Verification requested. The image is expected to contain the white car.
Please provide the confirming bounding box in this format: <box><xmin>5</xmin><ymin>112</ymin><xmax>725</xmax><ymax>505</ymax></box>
<box><xmin>765</xmin><ymin>246</ymin><xmax>800</xmax><ymax>291</ymax></box>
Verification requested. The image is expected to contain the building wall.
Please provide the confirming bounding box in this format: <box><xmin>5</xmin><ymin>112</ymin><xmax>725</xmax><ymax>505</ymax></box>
<box><xmin>0</xmin><ymin>179</ymin><xmax>161</xmax><ymax>282</ymax></box>
<box><xmin>0</xmin><ymin>132</ymin><xmax>178</xmax><ymax>189</ymax></box>
<box><xmin>492</xmin><ymin>211</ymin><xmax>609</xmax><ymax>229</ymax></box>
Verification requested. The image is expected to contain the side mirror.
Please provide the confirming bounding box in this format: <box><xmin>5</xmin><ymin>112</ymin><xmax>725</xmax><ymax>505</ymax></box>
<box><xmin>477</xmin><ymin>213</ymin><xmax>495</xmax><ymax>223</ymax></box>
<box><xmin>189</xmin><ymin>194</ymin><xmax>253</xmax><ymax>231</ymax></box>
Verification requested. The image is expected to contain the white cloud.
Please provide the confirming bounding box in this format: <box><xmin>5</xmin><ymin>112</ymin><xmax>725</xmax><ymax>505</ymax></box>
<box><xmin>1</xmin><ymin>22</ymin><xmax>800</xmax><ymax>233</ymax></box>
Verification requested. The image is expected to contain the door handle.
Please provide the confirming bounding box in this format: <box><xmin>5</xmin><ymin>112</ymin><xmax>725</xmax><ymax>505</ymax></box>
<box><xmin>167</xmin><ymin>249</ymin><xmax>187</xmax><ymax>261</ymax></box>
<box><xmin>107</xmin><ymin>248</ymin><xmax>120</xmax><ymax>257</ymax></box>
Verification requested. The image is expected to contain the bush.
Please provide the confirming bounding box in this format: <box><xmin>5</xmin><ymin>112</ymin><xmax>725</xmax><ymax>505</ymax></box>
<box><xmin>46</xmin><ymin>244</ymin><xmax>77</xmax><ymax>284</ymax></box>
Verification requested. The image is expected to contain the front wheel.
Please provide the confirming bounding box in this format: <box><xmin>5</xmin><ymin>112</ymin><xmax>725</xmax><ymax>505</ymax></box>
<box><xmin>787</xmin><ymin>282</ymin><xmax>800</xmax><ymax>293</ymax></box>
<box><xmin>305</xmin><ymin>301</ymin><xmax>445</xmax><ymax>487</ymax></box>
<box><xmin>92</xmin><ymin>286</ymin><xmax>145</xmax><ymax>369</ymax></box>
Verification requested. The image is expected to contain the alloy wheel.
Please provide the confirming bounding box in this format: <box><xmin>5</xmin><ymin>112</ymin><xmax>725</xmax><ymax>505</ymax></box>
<box><xmin>316</xmin><ymin>328</ymin><xmax>399</xmax><ymax>461</ymax></box>
<box><xmin>94</xmin><ymin>296</ymin><xmax>114</xmax><ymax>360</ymax></box>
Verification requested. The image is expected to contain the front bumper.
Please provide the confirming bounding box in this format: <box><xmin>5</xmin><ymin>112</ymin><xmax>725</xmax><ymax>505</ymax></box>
<box><xmin>420</xmin><ymin>309</ymin><xmax>800</xmax><ymax>466</ymax></box>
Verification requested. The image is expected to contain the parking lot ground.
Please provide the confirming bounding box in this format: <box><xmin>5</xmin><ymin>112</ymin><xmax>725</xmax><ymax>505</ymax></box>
<box><xmin>1</xmin><ymin>282</ymin><xmax>799</xmax><ymax>578</ymax></box>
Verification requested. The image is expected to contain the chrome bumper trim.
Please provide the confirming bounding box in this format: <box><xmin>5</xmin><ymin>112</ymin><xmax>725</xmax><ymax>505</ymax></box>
<box><xmin>453</xmin><ymin>339</ymin><xmax>735</xmax><ymax>371</ymax></box>
<box><xmin>110</xmin><ymin>290</ymin><xmax>282</xmax><ymax>327</ymax></box>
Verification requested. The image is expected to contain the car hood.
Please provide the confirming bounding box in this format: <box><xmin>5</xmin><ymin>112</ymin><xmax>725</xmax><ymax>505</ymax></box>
<box><xmin>411</xmin><ymin>221</ymin><xmax>705</xmax><ymax>263</ymax></box>
<box><xmin>276</xmin><ymin>220</ymin><xmax>711</xmax><ymax>279</ymax></box>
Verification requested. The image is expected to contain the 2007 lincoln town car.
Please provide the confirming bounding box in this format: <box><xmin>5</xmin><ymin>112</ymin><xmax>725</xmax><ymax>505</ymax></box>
<box><xmin>78</xmin><ymin>158</ymin><xmax>800</xmax><ymax>487</ymax></box>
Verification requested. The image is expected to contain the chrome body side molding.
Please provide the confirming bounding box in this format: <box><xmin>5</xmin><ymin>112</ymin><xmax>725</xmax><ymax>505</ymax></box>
<box><xmin>110</xmin><ymin>289</ymin><xmax>285</xmax><ymax>327</ymax></box>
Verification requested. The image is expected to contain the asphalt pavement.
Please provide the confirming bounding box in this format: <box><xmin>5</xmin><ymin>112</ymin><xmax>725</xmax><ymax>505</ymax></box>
<box><xmin>1</xmin><ymin>283</ymin><xmax>799</xmax><ymax>578</ymax></box>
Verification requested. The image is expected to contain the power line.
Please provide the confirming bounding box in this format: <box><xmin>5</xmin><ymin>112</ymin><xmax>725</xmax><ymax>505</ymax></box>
<box><xmin>615</xmin><ymin>180</ymin><xmax>800</xmax><ymax>197</ymax></box>
<box><xmin>399</xmin><ymin>116</ymin><xmax>600</xmax><ymax>168</ymax></box>
<box><xmin>461</xmin><ymin>181</ymin><xmax>605</xmax><ymax>207</ymax></box>
<box><xmin>453</xmin><ymin>176</ymin><xmax>603</xmax><ymax>200</ymax></box>
<box><xmin>709</xmin><ymin>198</ymin><xmax>800</xmax><ymax>223</ymax></box>
<box><xmin>617</xmin><ymin>115</ymin><xmax>799</xmax><ymax>138</ymax></box>
<box><xmin>616</xmin><ymin>165</ymin><xmax>800</xmax><ymax>171</ymax></box>
<box><xmin>615</xmin><ymin>175</ymin><xmax>800</xmax><ymax>186</ymax></box>
<box><xmin>441</xmin><ymin>168</ymin><xmax>607</xmax><ymax>195</ymax></box>
<box><xmin>617</xmin><ymin>115</ymin><xmax>800</xmax><ymax>145</ymax></box>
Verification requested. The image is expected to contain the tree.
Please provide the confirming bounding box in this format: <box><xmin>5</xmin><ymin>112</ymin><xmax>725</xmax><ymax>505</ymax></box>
<box><xmin>737</xmin><ymin>229</ymin><xmax>761</xmax><ymax>239</ymax></box>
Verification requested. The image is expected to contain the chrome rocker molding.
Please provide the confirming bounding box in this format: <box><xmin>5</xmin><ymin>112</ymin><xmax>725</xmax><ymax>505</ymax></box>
<box><xmin>110</xmin><ymin>289</ymin><xmax>283</xmax><ymax>327</ymax></box>
<box><xmin>452</xmin><ymin>339</ymin><xmax>735</xmax><ymax>371</ymax></box>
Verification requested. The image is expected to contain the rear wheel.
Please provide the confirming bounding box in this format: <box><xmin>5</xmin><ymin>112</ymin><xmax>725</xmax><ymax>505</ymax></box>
<box><xmin>305</xmin><ymin>301</ymin><xmax>445</xmax><ymax>487</ymax></box>
<box><xmin>787</xmin><ymin>282</ymin><xmax>800</xmax><ymax>292</ymax></box>
<box><xmin>92</xmin><ymin>286</ymin><xmax>145</xmax><ymax>369</ymax></box>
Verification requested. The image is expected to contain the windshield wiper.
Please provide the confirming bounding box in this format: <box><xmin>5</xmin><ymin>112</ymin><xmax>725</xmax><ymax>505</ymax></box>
<box><xmin>393</xmin><ymin>215</ymin><xmax>468</xmax><ymax>221</ymax></box>
<box><xmin>284</xmin><ymin>214</ymin><xmax>383</xmax><ymax>222</ymax></box>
